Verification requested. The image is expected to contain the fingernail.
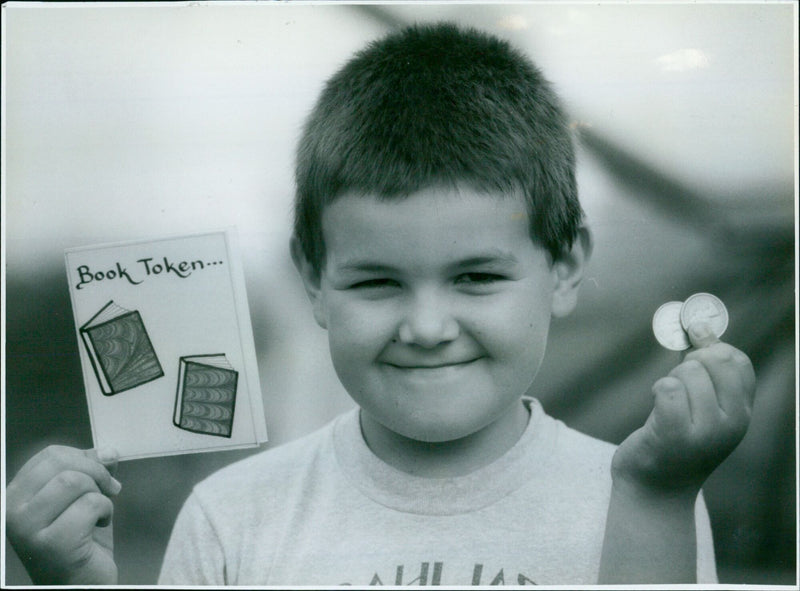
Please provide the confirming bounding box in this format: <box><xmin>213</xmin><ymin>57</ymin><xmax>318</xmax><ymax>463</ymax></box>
<box><xmin>109</xmin><ymin>477</ymin><xmax>123</xmax><ymax>496</ymax></box>
<box><xmin>689</xmin><ymin>321</ymin><xmax>713</xmax><ymax>340</ymax></box>
<box><xmin>96</xmin><ymin>446</ymin><xmax>119</xmax><ymax>464</ymax></box>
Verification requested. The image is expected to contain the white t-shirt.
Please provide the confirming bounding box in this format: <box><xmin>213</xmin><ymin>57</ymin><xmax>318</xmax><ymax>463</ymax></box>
<box><xmin>159</xmin><ymin>398</ymin><xmax>717</xmax><ymax>585</ymax></box>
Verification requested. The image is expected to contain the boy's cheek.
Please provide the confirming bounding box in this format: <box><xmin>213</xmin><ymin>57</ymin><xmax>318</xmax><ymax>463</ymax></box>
<box><xmin>327</xmin><ymin>301</ymin><xmax>391</xmax><ymax>338</ymax></box>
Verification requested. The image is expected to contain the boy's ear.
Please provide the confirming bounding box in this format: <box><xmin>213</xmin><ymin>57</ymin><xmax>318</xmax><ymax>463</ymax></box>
<box><xmin>550</xmin><ymin>226</ymin><xmax>593</xmax><ymax>318</ymax></box>
<box><xmin>290</xmin><ymin>236</ymin><xmax>328</xmax><ymax>329</ymax></box>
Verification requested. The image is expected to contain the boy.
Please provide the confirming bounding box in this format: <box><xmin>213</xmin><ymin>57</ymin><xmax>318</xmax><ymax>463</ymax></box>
<box><xmin>6</xmin><ymin>23</ymin><xmax>755</xmax><ymax>585</ymax></box>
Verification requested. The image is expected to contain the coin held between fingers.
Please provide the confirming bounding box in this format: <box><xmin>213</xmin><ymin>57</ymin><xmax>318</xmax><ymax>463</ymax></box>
<box><xmin>653</xmin><ymin>301</ymin><xmax>690</xmax><ymax>351</ymax></box>
<box><xmin>679</xmin><ymin>293</ymin><xmax>728</xmax><ymax>339</ymax></box>
<box><xmin>652</xmin><ymin>293</ymin><xmax>729</xmax><ymax>351</ymax></box>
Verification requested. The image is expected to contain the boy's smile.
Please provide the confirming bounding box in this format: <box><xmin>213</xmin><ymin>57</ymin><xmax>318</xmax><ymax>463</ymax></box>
<box><xmin>295</xmin><ymin>184</ymin><xmax>587</xmax><ymax>470</ymax></box>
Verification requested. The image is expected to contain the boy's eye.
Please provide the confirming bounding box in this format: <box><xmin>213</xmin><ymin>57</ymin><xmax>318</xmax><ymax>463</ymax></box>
<box><xmin>349</xmin><ymin>278</ymin><xmax>400</xmax><ymax>290</ymax></box>
<box><xmin>456</xmin><ymin>272</ymin><xmax>504</xmax><ymax>285</ymax></box>
<box><xmin>455</xmin><ymin>272</ymin><xmax>508</xmax><ymax>293</ymax></box>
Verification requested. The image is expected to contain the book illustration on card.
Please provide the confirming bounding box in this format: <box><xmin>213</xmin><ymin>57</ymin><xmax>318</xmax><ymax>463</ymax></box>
<box><xmin>80</xmin><ymin>300</ymin><xmax>165</xmax><ymax>396</ymax></box>
<box><xmin>174</xmin><ymin>354</ymin><xmax>239</xmax><ymax>438</ymax></box>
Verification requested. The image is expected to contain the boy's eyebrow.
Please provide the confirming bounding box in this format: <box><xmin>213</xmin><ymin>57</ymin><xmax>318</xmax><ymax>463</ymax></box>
<box><xmin>333</xmin><ymin>260</ymin><xmax>400</xmax><ymax>274</ymax></box>
<box><xmin>334</xmin><ymin>251</ymin><xmax>520</xmax><ymax>274</ymax></box>
<box><xmin>451</xmin><ymin>252</ymin><xmax>520</xmax><ymax>269</ymax></box>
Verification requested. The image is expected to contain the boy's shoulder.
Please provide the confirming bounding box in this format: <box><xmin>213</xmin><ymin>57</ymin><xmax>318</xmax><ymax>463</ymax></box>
<box><xmin>530</xmin><ymin>398</ymin><xmax>617</xmax><ymax>476</ymax></box>
<box><xmin>546</xmin><ymin>408</ymin><xmax>617</xmax><ymax>455</ymax></box>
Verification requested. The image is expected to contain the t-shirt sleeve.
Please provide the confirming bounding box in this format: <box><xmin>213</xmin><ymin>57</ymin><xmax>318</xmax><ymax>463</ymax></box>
<box><xmin>158</xmin><ymin>491</ymin><xmax>226</xmax><ymax>586</ymax></box>
<box><xmin>695</xmin><ymin>490</ymin><xmax>718</xmax><ymax>584</ymax></box>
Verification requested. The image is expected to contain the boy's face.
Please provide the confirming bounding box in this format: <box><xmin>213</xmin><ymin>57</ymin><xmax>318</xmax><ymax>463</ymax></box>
<box><xmin>296</xmin><ymin>186</ymin><xmax>587</xmax><ymax>443</ymax></box>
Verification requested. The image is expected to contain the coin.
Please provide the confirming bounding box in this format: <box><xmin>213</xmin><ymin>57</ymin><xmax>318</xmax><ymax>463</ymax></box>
<box><xmin>652</xmin><ymin>301</ymin><xmax>691</xmax><ymax>351</ymax></box>
<box><xmin>680</xmin><ymin>292</ymin><xmax>728</xmax><ymax>338</ymax></box>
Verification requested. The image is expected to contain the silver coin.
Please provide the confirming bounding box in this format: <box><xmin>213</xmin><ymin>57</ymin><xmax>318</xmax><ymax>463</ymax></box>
<box><xmin>680</xmin><ymin>292</ymin><xmax>728</xmax><ymax>338</ymax></box>
<box><xmin>652</xmin><ymin>301</ymin><xmax>690</xmax><ymax>351</ymax></box>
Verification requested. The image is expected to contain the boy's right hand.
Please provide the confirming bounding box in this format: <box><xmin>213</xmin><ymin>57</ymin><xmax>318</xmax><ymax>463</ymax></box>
<box><xmin>6</xmin><ymin>445</ymin><xmax>121</xmax><ymax>585</ymax></box>
<box><xmin>611</xmin><ymin>321</ymin><xmax>755</xmax><ymax>497</ymax></box>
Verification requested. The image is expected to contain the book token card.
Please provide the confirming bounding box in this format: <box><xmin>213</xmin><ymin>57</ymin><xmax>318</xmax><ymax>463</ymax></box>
<box><xmin>66</xmin><ymin>230</ymin><xmax>268</xmax><ymax>460</ymax></box>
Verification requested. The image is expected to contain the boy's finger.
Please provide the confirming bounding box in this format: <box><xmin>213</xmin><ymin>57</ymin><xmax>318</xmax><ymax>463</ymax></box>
<box><xmin>88</xmin><ymin>447</ymin><xmax>120</xmax><ymax>477</ymax></box>
<box><xmin>12</xmin><ymin>445</ymin><xmax>78</xmax><ymax>483</ymax></box>
<box><xmin>650</xmin><ymin>376</ymin><xmax>691</xmax><ymax>436</ymax></box>
<box><xmin>669</xmin><ymin>359</ymin><xmax>719</xmax><ymax>426</ymax></box>
<box><xmin>686</xmin><ymin>321</ymin><xmax>720</xmax><ymax>349</ymax></box>
<box><xmin>687</xmin><ymin>345</ymin><xmax>755</xmax><ymax>420</ymax></box>
<box><xmin>42</xmin><ymin>492</ymin><xmax>114</xmax><ymax>545</ymax></box>
<box><xmin>25</xmin><ymin>470</ymin><xmax>105</xmax><ymax>529</ymax></box>
<box><xmin>14</xmin><ymin>447</ymin><xmax>121</xmax><ymax>500</ymax></box>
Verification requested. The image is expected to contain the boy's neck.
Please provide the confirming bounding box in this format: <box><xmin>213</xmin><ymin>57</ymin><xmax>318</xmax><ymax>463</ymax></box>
<box><xmin>358</xmin><ymin>399</ymin><xmax>531</xmax><ymax>478</ymax></box>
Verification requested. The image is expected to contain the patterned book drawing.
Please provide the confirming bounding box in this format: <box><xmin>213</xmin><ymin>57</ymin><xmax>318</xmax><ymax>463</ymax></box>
<box><xmin>80</xmin><ymin>300</ymin><xmax>164</xmax><ymax>396</ymax></box>
<box><xmin>174</xmin><ymin>354</ymin><xmax>238</xmax><ymax>438</ymax></box>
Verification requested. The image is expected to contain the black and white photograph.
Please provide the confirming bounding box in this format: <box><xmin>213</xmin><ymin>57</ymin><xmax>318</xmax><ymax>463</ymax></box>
<box><xmin>2</xmin><ymin>1</ymin><xmax>796</xmax><ymax>587</ymax></box>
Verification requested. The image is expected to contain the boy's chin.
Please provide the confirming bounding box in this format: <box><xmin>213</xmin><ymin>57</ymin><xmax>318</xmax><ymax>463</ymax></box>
<box><xmin>398</xmin><ymin>424</ymin><xmax>482</xmax><ymax>444</ymax></box>
<box><xmin>366</xmin><ymin>404</ymin><xmax>520</xmax><ymax>445</ymax></box>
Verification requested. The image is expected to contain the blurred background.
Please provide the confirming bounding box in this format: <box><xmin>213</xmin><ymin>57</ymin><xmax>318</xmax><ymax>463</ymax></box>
<box><xmin>3</xmin><ymin>2</ymin><xmax>796</xmax><ymax>585</ymax></box>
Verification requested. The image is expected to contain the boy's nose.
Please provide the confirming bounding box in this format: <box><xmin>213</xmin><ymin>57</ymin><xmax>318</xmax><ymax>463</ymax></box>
<box><xmin>397</xmin><ymin>293</ymin><xmax>460</xmax><ymax>348</ymax></box>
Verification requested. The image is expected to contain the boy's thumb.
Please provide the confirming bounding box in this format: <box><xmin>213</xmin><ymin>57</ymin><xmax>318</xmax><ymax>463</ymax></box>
<box><xmin>95</xmin><ymin>446</ymin><xmax>119</xmax><ymax>466</ymax></box>
<box><xmin>94</xmin><ymin>446</ymin><xmax>121</xmax><ymax>481</ymax></box>
<box><xmin>687</xmin><ymin>321</ymin><xmax>718</xmax><ymax>349</ymax></box>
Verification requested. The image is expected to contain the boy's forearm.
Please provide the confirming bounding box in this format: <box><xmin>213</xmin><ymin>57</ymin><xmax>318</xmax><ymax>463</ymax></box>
<box><xmin>599</xmin><ymin>480</ymin><xmax>697</xmax><ymax>584</ymax></box>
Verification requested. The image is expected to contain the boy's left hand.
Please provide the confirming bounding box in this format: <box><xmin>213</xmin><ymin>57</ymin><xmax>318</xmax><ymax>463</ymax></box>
<box><xmin>611</xmin><ymin>321</ymin><xmax>756</xmax><ymax>497</ymax></box>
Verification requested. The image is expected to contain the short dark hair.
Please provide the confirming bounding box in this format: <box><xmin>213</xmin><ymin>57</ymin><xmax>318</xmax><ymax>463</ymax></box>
<box><xmin>294</xmin><ymin>22</ymin><xmax>582</xmax><ymax>273</ymax></box>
